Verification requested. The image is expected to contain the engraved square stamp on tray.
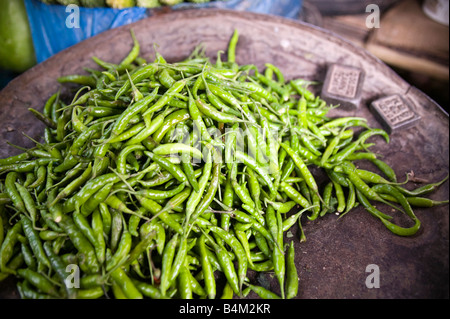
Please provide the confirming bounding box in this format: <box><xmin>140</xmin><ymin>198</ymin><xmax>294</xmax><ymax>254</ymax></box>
<box><xmin>321</xmin><ymin>64</ymin><xmax>365</xmax><ymax>110</ymax></box>
<box><xmin>370</xmin><ymin>94</ymin><xmax>420</xmax><ymax>133</ymax></box>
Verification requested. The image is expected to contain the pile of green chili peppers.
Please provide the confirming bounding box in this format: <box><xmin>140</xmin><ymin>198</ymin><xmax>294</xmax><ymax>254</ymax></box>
<box><xmin>0</xmin><ymin>30</ymin><xmax>448</xmax><ymax>299</ymax></box>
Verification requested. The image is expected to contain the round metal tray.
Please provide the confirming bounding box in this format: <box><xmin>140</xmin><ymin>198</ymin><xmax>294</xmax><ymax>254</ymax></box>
<box><xmin>0</xmin><ymin>9</ymin><xmax>448</xmax><ymax>299</ymax></box>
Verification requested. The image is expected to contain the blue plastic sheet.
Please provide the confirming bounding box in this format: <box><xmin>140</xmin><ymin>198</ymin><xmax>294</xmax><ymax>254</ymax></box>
<box><xmin>174</xmin><ymin>0</ymin><xmax>302</xmax><ymax>18</ymax></box>
<box><xmin>24</xmin><ymin>0</ymin><xmax>148</xmax><ymax>63</ymax></box>
<box><xmin>24</xmin><ymin>0</ymin><xmax>303</xmax><ymax>64</ymax></box>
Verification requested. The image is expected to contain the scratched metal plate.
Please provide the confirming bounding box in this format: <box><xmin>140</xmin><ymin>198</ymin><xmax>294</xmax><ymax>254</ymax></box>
<box><xmin>0</xmin><ymin>9</ymin><xmax>448</xmax><ymax>299</ymax></box>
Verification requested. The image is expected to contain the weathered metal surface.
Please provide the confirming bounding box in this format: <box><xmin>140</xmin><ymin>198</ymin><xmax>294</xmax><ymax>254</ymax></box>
<box><xmin>0</xmin><ymin>9</ymin><xmax>448</xmax><ymax>299</ymax></box>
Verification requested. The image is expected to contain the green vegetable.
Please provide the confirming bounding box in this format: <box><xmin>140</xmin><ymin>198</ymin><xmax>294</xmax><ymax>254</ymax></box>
<box><xmin>0</xmin><ymin>0</ymin><xmax>36</xmax><ymax>73</ymax></box>
<box><xmin>80</xmin><ymin>0</ymin><xmax>106</xmax><ymax>7</ymax></box>
<box><xmin>105</xmin><ymin>0</ymin><xmax>135</xmax><ymax>8</ymax></box>
<box><xmin>0</xmin><ymin>28</ymin><xmax>448</xmax><ymax>300</ymax></box>
<box><xmin>136</xmin><ymin>0</ymin><xmax>161</xmax><ymax>7</ymax></box>
<box><xmin>159</xmin><ymin>0</ymin><xmax>183</xmax><ymax>5</ymax></box>
<box><xmin>56</xmin><ymin>0</ymin><xmax>81</xmax><ymax>5</ymax></box>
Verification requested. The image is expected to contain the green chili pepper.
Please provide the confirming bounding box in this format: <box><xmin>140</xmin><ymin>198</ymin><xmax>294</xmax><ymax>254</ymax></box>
<box><xmin>110</xmin><ymin>267</ymin><xmax>143</xmax><ymax>299</ymax></box>
<box><xmin>115</xmin><ymin>64</ymin><xmax>159</xmax><ymax>100</ymax></box>
<box><xmin>159</xmin><ymin>233</ymin><xmax>179</xmax><ymax>296</ymax></box>
<box><xmin>188</xmin><ymin>162</ymin><xmax>220</xmax><ymax>225</ymax></box>
<box><xmin>332</xmin><ymin>180</ymin><xmax>346</xmax><ymax>214</ymax></box>
<box><xmin>227</xmin><ymin>29</ymin><xmax>239</xmax><ymax>63</ymax></box>
<box><xmin>91</xmin><ymin>209</ymin><xmax>106</xmax><ymax>265</ymax></box>
<box><xmin>396</xmin><ymin>175</ymin><xmax>449</xmax><ymax>197</ymax></box>
<box><xmin>20</xmin><ymin>215</ymin><xmax>51</xmax><ymax>271</ymax></box>
<box><xmin>106</xmin><ymin>229</ymin><xmax>132</xmax><ymax>271</ymax></box>
<box><xmin>0</xmin><ymin>220</ymin><xmax>23</xmax><ymax>274</ymax></box>
<box><xmin>152</xmin><ymin>143</ymin><xmax>203</xmax><ymax>161</ymax></box>
<box><xmin>340</xmin><ymin>178</ymin><xmax>356</xmax><ymax>218</ymax></box>
<box><xmin>356</xmin><ymin>189</ymin><xmax>420</xmax><ymax>237</ymax></box>
<box><xmin>112</xmin><ymin>87</ymin><xmax>160</xmax><ymax>136</ymax></box>
<box><xmin>133</xmin><ymin>280</ymin><xmax>165</xmax><ymax>299</ymax></box>
<box><xmin>80</xmin><ymin>182</ymin><xmax>114</xmax><ymax>217</ymax></box>
<box><xmin>195</xmin><ymin>98</ymin><xmax>245</xmax><ymax>124</ymax></box>
<box><xmin>143</xmin><ymin>79</ymin><xmax>187</xmax><ymax>116</ymax></box>
<box><xmin>145</xmin><ymin>151</ymin><xmax>187</xmax><ymax>184</ymax></box>
<box><xmin>369</xmin><ymin>158</ymin><xmax>398</xmax><ymax>183</ymax></box>
<box><xmin>286</xmin><ymin>241</ymin><xmax>299</xmax><ymax>299</ymax></box>
<box><xmin>379</xmin><ymin>194</ymin><xmax>449</xmax><ymax>208</ymax></box>
<box><xmin>280</xmin><ymin>143</ymin><xmax>319</xmax><ymax>195</ymax></box>
<box><xmin>14</xmin><ymin>182</ymin><xmax>37</xmax><ymax>225</ymax></box>
<box><xmin>245</xmin><ymin>283</ymin><xmax>281</xmax><ymax>299</ymax></box>
<box><xmin>235</xmin><ymin>150</ymin><xmax>276</xmax><ymax>198</ymax></box>
<box><xmin>43</xmin><ymin>241</ymin><xmax>77</xmax><ymax>299</ymax></box>
<box><xmin>4</xmin><ymin>172</ymin><xmax>26</xmax><ymax>213</ymax></box>
<box><xmin>17</xmin><ymin>268</ymin><xmax>60</xmax><ymax>297</ymax></box>
<box><xmin>204</xmin><ymin>230</ymin><xmax>240</xmax><ymax>296</ymax></box>
<box><xmin>58</xmin><ymin>214</ymin><xmax>100</xmax><ymax>274</ymax></box>
<box><xmin>184</xmin><ymin>149</ymin><xmax>213</xmax><ymax>227</ymax></box>
<box><xmin>338</xmin><ymin>161</ymin><xmax>385</xmax><ymax>203</ymax></box>
<box><xmin>51</xmin><ymin>162</ymin><xmax>93</xmax><ymax>206</ymax></box>
<box><xmin>208</xmin><ymin>225</ymin><xmax>247</xmax><ymax>295</ymax></box>
<box><xmin>137</xmin><ymin>196</ymin><xmax>183</xmax><ymax>234</ymax></box>
<box><xmin>279</xmin><ymin>182</ymin><xmax>311</xmax><ymax>209</ymax></box>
